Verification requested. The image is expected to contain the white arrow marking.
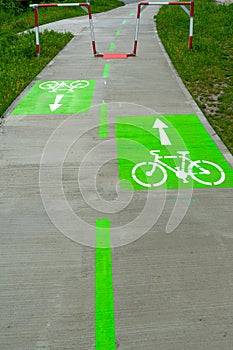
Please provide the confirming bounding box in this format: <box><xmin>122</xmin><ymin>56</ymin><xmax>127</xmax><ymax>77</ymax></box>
<box><xmin>153</xmin><ymin>118</ymin><xmax>172</xmax><ymax>146</ymax></box>
<box><xmin>49</xmin><ymin>94</ymin><xmax>64</xmax><ymax>111</ymax></box>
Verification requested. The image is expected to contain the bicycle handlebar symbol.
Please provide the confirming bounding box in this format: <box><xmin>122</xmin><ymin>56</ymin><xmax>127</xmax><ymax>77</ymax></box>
<box><xmin>39</xmin><ymin>80</ymin><xmax>90</xmax><ymax>93</ymax></box>
<box><xmin>132</xmin><ymin>150</ymin><xmax>225</xmax><ymax>188</ymax></box>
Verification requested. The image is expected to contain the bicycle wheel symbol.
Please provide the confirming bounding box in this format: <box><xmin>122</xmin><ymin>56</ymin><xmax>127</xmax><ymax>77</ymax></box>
<box><xmin>132</xmin><ymin>158</ymin><xmax>226</xmax><ymax>188</ymax></box>
<box><xmin>189</xmin><ymin>160</ymin><xmax>225</xmax><ymax>186</ymax></box>
<box><xmin>39</xmin><ymin>80</ymin><xmax>90</xmax><ymax>93</ymax></box>
<box><xmin>132</xmin><ymin>161</ymin><xmax>167</xmax><ymax>187</ymax></box>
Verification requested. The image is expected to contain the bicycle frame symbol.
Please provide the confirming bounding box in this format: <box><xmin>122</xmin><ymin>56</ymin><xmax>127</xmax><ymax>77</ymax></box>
<box><xmin>132</xmin><ymin>150</ymin><xmax>225</xmax><ymax>188</ymax></box>
<box><xmin>39</xmin><ymin>80</ymin><xmax>90</xmax><ymax>93</ymax></box>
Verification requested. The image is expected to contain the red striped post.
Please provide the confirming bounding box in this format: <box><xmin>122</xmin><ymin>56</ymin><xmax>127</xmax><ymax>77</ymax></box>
<box><xmin>86</xmin><ymin>3</ymin><xmax>97</xmax><ymax>55</ymax></box>
<box><xmin>189</xmin><ymin>0</ymin><xmax>194</xmax><ymax>49</ymax></box>
<box><xmin>133</xmin><ymin>2</ymin><xmax>149</xmax><ymax>55</ymax></box>
<box><xmin>33</xmin><ymin>6</ymin><xmax>40</xmax><ymax>58</ymax></box>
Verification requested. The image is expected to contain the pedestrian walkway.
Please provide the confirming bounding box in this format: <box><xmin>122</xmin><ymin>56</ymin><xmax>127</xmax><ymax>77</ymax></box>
<box><xmin>1</xmin><ymin>3</ymin><xmax>233</xmax><ymax>350</ymax></box>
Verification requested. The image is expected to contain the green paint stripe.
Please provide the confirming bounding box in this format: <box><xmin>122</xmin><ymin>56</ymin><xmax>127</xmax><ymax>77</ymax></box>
<box><xmin>103</xmin><ymin>63</ymin><xmax>110</xmax><ymax>78</ymax></box>
<box><xmin>115</xmin><ymin>29</ymin><xmax>121</xmax><ymax>36</ymax></box>
<box><xmin>122</xmin><ymin>20</ymin><xmax>127</xmax><ymax>24</ymax></box>
<box><xmin>109</xmin><ymin>42</ymin><xmax>115</xmax><ymax>52</ymax></box>
<box><xmin>129</xmin><ymin>12</ymin><xmax>134</xmax><ymax>16</ymax></box>
<box><xmin>95</xmin><ymin>219</ymin><xmax>116</xmax><ymax>350</ymax></box>
<box><xmin>99</xmin><ymin>104</ymin><xmax>108</xmax><ymax>138</ymax></box>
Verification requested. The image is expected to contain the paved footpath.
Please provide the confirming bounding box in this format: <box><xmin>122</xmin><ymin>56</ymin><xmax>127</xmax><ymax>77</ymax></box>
<box><xmin>1</xmin><ymin>3</ymin><xmax>233</xmax><ymax>350</ymax></box>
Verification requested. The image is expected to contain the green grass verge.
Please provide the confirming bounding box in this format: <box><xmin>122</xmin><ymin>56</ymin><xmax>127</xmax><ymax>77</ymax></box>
<box><xmin>0</xmin><ymin>0</ymin><xmax>124</xmax><ymax>34</ymax></box>
<box><xmin>156</xmin><ymin>0</ymin><xmax>233</xmax><ymax>154</ymax></box>
<box><xmin>0</xmin><ymin>30</ymin><xmax>73</xmax><ymax>117</ymax></box>
<box><xmin>0</xmin><ymin>0</ymin><xmax>124</xmax><ymax>118</ymax></box>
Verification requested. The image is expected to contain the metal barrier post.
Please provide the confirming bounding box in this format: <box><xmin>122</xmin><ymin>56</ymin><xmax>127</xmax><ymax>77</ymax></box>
<box><xmin>33</xmin><ymin>5</ymin><xmax>40</xmax><ymax>58</ymax></box>
<box><xmin>189</xmin><ymin>0</ymin><xmax>194</xmax><ymax>49</ymax></box>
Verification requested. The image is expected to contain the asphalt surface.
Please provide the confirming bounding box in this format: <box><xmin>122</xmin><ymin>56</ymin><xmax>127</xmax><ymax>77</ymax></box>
<box><xmin>1</xmin><ymin>2</ymin><xmax>233</xmax><ymax>350</ymax></box>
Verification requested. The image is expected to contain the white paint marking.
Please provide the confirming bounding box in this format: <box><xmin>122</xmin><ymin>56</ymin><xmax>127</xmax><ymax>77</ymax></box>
<box><xmin>153</xmin><ymin>118</ymin><xmax>171</xmax><ymax>146</ymax></box>
<box><xmin>49</xmin><ymin>94</ymin><xmax>64</xmax><ymax>111</ymax></box>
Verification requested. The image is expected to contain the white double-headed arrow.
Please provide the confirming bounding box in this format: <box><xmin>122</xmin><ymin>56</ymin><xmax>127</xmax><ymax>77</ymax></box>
<box><xmin>153</xmin><ymin>118</ymin><xmax>171</xmax><ymax>146</ymax></box>
<box><xmin>49</xmin><ymin>94</ymin><xmax>64</xmax><ymax>111</ymax></box>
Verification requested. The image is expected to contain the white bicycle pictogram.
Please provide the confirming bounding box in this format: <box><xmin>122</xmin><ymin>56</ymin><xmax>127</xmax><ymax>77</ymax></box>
<box><xmin>132</xmin><ymin>150</ymin><xmax>225</xmax><ymax>187</ymax></box>
<box><xmin>39</xmin><ymin>80</ymin><xmax>90</xmax><ymax>93</ymax></box>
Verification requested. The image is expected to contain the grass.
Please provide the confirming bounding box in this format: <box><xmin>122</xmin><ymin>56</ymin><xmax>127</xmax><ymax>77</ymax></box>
<box><xmin>0</xmin><ymin>0</ymin><xmax>124</xmax><ymax>118</ymax></box>
<box><xmin>0</xmin><ymin>30</ymin><xmax>73</xmax><ymax>117</ymax></box>
<box><xmin>0</xmin><ymin>0</ymin><xmax>124</xmax><ymax>34</ymax></box>
<box><xmin>156</xmin><ymin>0</ymin><xmax>233</xmax><ymax>154</ymax></box>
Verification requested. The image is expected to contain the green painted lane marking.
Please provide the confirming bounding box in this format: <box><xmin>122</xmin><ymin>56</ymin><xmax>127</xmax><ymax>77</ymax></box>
<box><xmin>109</xmin><ymin>42</ymin><xmax>115</xmax><ymax>52</ymax></box>
<box><xmin>116</xmin><ymin>114</ymin><xmax>233</xmax><ymax>190</ymax></box>
<box><xmin>103</xmin><ymin>64</ymin><xmax>110</xmax><ymax>78</ymax></box>
<box><xmin>129</xmin><ymin>12</ymin><xmax>134</xmax><ymax>16</ymax></box>
<box><xmin>12</xmin><ymin>80</ymin><xmax>96</xmax><ymax>115</ymax></box>
<box><xmin>115</xmin><ymin>29</ymin><xmax>121</xmax><ymax>36</ymax></box>
<box><xmin>95</xmin><ymin>219</ymin><xmax>116</xmax><ymax>350</ymax></box>
<box><xmin>99</xmin><ymin>103</ymin><xmax>108</xmax><ymax>138</ymax></box>
<box><xmin>122</xmin><ymin>20</ymin><xmax>127</xmax><ymax>24</ymax></box>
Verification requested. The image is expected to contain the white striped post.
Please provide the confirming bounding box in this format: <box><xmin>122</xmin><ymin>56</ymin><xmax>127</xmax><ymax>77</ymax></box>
<box><xmin>33</xmin><ymin>5</ymin><xmax>40</xmax><ymax>58</ymax></box>
<box><xmin>86</xmin><ymin>3</ymin><xmax>97</xmax><ymax>55</ymax></box>
<box><xmin>189</xmin><ymin>0</ymin><xmax>194</xmax><ymax>49</ymax></box>
<box><xmin>133</xmin><ymin>2</ymin><xmax>148</xmax><ymax>55</ymax></box>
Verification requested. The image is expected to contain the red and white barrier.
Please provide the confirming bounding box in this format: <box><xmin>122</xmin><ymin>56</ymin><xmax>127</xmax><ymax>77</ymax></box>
<box><xmin>133</xmin><ymin>1</ymin><xmax>194</xmax><ymax>55</ymax></box>
<box><xmin>30</xmin><ymin>3</ymin><xmax>97</xmax><ymax>57</ymax></box>
<box><xmin>30</xmin><ymin>1</ymin><xmax>194</xmax><ymax>58</ymax></box>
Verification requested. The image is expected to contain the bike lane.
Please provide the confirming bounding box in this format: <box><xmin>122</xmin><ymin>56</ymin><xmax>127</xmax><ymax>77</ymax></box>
<box><xmin>116</xmin><ymin>114</ymin><xmax>233</xmax><ymax>190</ymax></box>
<box><xmin>1</xmin><ymin>2</ymin><xmax>233</xmax><ymax>350</ymax></box>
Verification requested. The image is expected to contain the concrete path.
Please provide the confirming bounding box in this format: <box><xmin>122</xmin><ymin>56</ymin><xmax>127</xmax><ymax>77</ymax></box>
<box><xmin>1</xmin><ymin>3</ymin><xmax>233</xmax><ymax>350</ymax></box>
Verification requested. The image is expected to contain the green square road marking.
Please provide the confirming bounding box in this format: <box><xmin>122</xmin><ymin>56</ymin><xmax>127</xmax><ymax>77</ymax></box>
<box><xmin>116</xmin><ymin>114</ymin><xmax>233</xmax><ymax>190</ymax></box>
<box><xmin>12</xmin><ymin>80</ymin><xmax>96</xmax><ymax>115</ymax></box>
